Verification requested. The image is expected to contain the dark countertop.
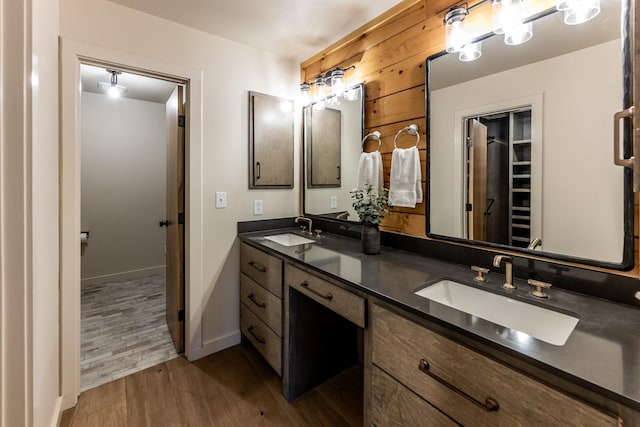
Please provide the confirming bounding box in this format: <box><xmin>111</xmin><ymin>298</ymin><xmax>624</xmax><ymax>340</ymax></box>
<box><xmin>239</xmin><ymin>228</ymin><xmax>640</xmax><ymax>412</ymax></box>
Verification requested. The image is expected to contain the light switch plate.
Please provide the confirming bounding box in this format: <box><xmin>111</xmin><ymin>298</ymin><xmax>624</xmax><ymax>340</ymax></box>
<box><xmin>330</xmin><ymin>196</ymin><xmax>338</xmax><ymax>209</ymax></box>
<box><xmin>215</xmin><ymin>192</ymin><xmax>227</xmax><ymax>208</ymax></box>
<box><xmin>253</xmin><ymin>200</ymin><xmax>263</xmax><ymax>215</ymax></box>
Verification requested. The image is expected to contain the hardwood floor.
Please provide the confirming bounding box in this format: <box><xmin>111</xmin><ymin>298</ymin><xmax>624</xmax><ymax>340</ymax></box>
<box><xmin>61</xmin><ymin>342</ymin><xmax>363</xmax><ymax>427</ymax></box>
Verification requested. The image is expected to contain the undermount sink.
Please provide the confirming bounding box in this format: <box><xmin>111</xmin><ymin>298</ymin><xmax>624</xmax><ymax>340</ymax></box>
<box><xmin>415</xmin><ymin>279</ymin><xmax>579</xmax><ymax>346</ymax></box>
<box><xmin>263</xmin><ymin>233</ymin><xmax>315</xmax><ymax>247</ymax></box>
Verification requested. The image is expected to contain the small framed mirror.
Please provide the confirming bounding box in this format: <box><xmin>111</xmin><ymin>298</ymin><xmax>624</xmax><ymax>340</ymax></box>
<box><xmin>303</xmin><ymin>84</ymin><xmax>365</xmax><ymax>220</ymax></box>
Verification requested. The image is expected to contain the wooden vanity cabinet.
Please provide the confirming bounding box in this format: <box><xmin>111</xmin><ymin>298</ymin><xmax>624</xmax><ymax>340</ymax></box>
<box><xmin>369</xmin><ymin>304</ymin><xmax>621</xmax><ymax>427</ymax></box>
<box><xmin>239</xmin><ymin>243</ymin><xmax>283</xmax><ymax>375</ymax></box>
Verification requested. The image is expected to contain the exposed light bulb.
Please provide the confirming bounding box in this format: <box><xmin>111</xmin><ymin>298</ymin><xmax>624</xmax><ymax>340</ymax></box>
<box><xmin>313</xmin><ymin>76</ymin><xmax>326</xmax><ymax>103</ymax></box>
<box><xmin>444</xmin><ymin>7</ymin><xmax>469</xmax><ymax>53</ymax></box>
<box><xmin>108</xmin><ymin>85</ymin><xmax>121</xmax><ymax>98</ymax></box>
<box><xmin>563</xmin><ymin>0</ymin><xmax>600</xmax><ymax>25</ymax></box>
<box><xmin>331</xmin><ymin>69</ymin><xmax>345</xmax><ymax>97</ymax></box>
<box><xmin>492</xmin><ymin>0</ymin><xmax>523</xmax><ymax>34</ymax></box>
<box><xmin>300</xmin><ymin>83</ymin><xmax>311</xmax><ymax>107</ymax></box>
<box><xmin>504</xmin><ymin>21</ymin><xmax>533</xmax><ymax>45</ymax></box>
<box><xmin>459</xmin><ymin>41</ymin><xmax>482</xmax><ymax>62</ymax></box>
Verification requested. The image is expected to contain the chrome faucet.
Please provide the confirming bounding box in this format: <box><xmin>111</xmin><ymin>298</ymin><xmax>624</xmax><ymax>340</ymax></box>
<box><xmin>493</xmin><ymin>254</ymin><xmax>516</xmax><ymax>290</ymax></box>
<box><xmin>336</xmin><ymin>212</ymin><xmax>350</xmax><ymax>220</ymax></box>
<box><xmin>527</xmin><ymin>237</ymin><xmax>542</xmax><ymax>250</ymax></box>
<box><xmin>295</xmin><ymin>216</ymin><xmax>313</xmax><ymax>235</ymax></box>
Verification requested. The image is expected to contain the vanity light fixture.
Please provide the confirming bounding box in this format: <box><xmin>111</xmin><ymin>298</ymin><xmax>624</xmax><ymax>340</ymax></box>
<box><xmin>444</xmin><ymin>6</ymin><xmax>469</xmax><ymax>53</ymax></box>
<box><xmin>313</xmin><ymin>75</ymin><xmax>326</xmax><ymax>109</ymax></box>
<box><xmin>300</xmin><ymin>83</ymin><xmax>311</xmax><ymax>107</ymax></box>
<box><xmin>503</xmin><ymin>21</ymin><xmax>533</xmax><ymax>45</ymax></box>
<box><xmin>97</xmin><ymin>69</ymin><xmax>127</xmax><ymax>98</ymax></box>
<box><xmin>557</xmin><ymin>0</ymin><xmax>600</xmax><ymax>25</ymax></box>
<box><xmin>300</xmin><ymin>66</ymin><xmax>357</xmax><ymax>107</ymax></box>
<box><xmin>492</xmin><ymin>0</ymin><xmax>525</xmax><ymax>35</ymax></box>
<box><xmin>459</xmin><ymin>41</ymin><xmax>482</xmax><ymax>61</ymax></box>
<box><xmin>331</xmin><ymin>68</ymin><xmax>346</xmax><ymax>97</ymax></box>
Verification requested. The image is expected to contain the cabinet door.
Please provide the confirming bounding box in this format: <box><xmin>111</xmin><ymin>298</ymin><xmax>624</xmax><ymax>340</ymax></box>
<box><xmin>308</xmin><ymin>107</ymin><xmax>341</xmax><ymax>187</ymax></box>
<box><xmin>249</xmin><ymin>91</ymin><xmax>294</xmax><ymax>188</ymax></box>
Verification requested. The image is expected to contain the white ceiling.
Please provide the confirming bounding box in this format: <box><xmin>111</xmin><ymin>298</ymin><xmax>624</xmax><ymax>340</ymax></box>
<box><xmin>107</xmin><ymin>0</ymin><xmax>406</xmax><ymax>61</ymax></box>
<box><xmin>81</xmin><ymin>64</ymin><xmax>178</xmax><ymax>104</ymax></box>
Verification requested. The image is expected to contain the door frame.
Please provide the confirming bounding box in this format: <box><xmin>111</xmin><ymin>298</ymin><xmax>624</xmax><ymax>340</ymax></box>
<box><xmin>453</xmin><ymin>94</ymin><xmax>543</xmax><ymax>240</ymax></box>
<box><xmin>59</xmin><ymin>38</ymin><xmax>204</xmax><ymax>409</ymax></box>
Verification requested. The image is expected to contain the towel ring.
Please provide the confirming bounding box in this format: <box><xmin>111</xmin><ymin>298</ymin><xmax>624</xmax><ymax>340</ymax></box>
<box><xmin>361</xmin><ymin>131</ymin><xmax>382</xmax><ymax>152</ymax></box>
<box><xmin>393</xmin><ymin>124</ymin><xmax>420</xmax><ymax>149</ymax></box>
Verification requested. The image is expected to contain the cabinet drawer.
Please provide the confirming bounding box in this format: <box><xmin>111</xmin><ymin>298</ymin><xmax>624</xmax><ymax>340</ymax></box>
<box><xmin>240</xmin><ymin>273</ymin><xmax>282</xmax><ymax>337</ymax></box>
<box><xmin>371</xmin><ymin>304</ymin><xmax>619</xmax><ymax>427</ymax></box>
<box><xmin>286</xmin><ymin>264</ymin><xmax>366</xmax><ymax>328</ymax></box>
<box><xmin>240</xmin><ymin>243</ymin><xmax>282</xmax><ymax>298</ymax></box>
<box><xmin>240</xmin><ymin>303</ymin><xmax>282</xmax><ymax>376</ymax></box>
<box><xmin>372</xmin><ymin>365</ymin><xmax>459</xmax><ymax>427</ymax></box>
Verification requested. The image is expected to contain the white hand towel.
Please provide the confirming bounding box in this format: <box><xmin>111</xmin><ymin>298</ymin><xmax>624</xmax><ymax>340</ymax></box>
<box><xmin>357</xmin><ymin>151</ymin><xmax>383</xmax><ymax>194</ymax></box>
<box><xmin>389</xmin><ymin>146</ymin><xmax>422</xmax><ymax>207</ymax></box>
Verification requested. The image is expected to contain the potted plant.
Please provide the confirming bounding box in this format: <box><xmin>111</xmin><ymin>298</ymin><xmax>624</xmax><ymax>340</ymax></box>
<box><xmin>350</xmin><ymin>181</ymin><xmax>389</xmax><ymax>254</ymax></box>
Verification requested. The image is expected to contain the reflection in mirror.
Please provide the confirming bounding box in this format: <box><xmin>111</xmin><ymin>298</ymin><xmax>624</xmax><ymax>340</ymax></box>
<box><xmin>304</xmin><ymin>84</ymin><xmax>364</xmax><ymax>221</ymax></box>
<box><xmin>428</xmin><ymin>2</ymin><xmax>633</xmax><ymax>268</ymax></box>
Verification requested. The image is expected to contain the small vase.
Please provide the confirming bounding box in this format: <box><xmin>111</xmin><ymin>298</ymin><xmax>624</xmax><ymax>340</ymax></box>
<box><xmin>361</xmin><ymin>224</ymin><xmax>381</xmax><ymax>255</ymax></box>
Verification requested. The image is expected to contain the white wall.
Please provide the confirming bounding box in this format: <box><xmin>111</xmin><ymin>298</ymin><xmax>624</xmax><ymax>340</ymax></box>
<box><xmin>1</xmin><ymin>0</ymin><xmax>61</xmax><ymax>425</ymax></box>
<box><xmin>60</xmin><ymin>0</ymin><xmax>300</xmax><ymax>406</ymax></box>
<box><xmin>430</xmin><ymin>39</ymin><xmax>623</xmax><ymax>262</ymax></box>
<box><xmin>32</xmin><ymin>0</ymin><xmax>62</xmax><ymax>421</ymax></box>
<box><xmin>81</xmin><ymin>92</ymin><xmax>167</xmax><ymax>280</ymax></box>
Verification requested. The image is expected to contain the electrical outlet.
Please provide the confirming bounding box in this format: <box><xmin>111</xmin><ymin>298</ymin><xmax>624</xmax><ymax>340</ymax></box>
<box><xmin>253</xmin><ymin>200</ymin><xmax>263</xmax><ymax>215</ymax></box>
<box><xmin>215</xmin><ymin>192</ymin><xmax>227</xmax><ymax>208</ymax></box>
<box><xmin>330</xmin><ymin>196</ymin><xmax>338</xmax><ymax>209</ymax></box>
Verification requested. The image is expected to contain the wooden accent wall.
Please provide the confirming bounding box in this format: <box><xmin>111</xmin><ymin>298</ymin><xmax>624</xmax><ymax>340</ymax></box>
<box><xmin>301</xmin><ymin>0</ymin><xmax>640</xmax><ymax>276</ymax></box>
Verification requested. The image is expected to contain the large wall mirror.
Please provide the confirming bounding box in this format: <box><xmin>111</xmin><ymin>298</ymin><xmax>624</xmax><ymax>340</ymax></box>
<box><xmin>304</xmin><ymin>84</ymin><xmax>365</xmax><ymax>220</ymax></box>
<box><xmin>427</xmin><ymin>1</ymin><xmax>634</xmax><ymax>269</ymax></box>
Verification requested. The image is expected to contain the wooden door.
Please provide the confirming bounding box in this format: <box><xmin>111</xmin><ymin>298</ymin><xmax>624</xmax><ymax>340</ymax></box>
<box><xmin>467</xmin><ymin>118</ymin><xmax>488</xmax><ymax>241</ymax></box>
<box><xmin>309</xmin><ymin>108</ymin><xmax>341</xmax><ymax>187</ymax></box>
<box><xmin>165</xmin><ymin>86</ymin><xmax>185</xmax><ymax>353</ymax></box>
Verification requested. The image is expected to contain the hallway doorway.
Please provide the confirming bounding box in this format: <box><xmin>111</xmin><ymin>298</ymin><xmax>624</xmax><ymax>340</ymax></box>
<box><xmin>78</xmin><ymin>64</ymin><xmax>186</xmax><ymax>390</ymax></box>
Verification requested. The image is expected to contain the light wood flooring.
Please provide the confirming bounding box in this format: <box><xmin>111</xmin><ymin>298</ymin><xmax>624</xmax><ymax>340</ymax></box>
<box><xmin>81</xmin><ymin>273</ymin><xmax>178</xmax><ymax>391</ymax></box>
<box><xmin>61</xmin><ymin>342</ymin><xmax>363</xmax><ymax>427</ymax></box>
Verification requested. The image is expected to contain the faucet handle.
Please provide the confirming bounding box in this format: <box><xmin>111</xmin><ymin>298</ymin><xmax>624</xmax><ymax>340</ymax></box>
<box><xmin>471</xmin><ymin>266</ymin><xmax>489</xmax><ymax>282</ymax></box>
<box><xmin>527</xmin><ymin>279</ymin><xmax>552</xmax><ymax>298</ymax></box>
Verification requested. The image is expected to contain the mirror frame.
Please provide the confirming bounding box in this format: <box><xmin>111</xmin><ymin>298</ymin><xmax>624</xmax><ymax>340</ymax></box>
<box><xmin>425</xmin><ymin>6</ymin><xmax>635</xmax><ymax>270</ymax></box>
<box><xmin>302</xmin><ymin>83</ymin><xmax>366</xmax><ymax>220</ymax></box>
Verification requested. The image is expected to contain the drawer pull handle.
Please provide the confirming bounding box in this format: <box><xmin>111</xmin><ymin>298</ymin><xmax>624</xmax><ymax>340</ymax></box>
<box><xmin>248</xmin><ymin>260</ymin><xmax>267</xmax><ymax>273</ymax></box>
<box><xmin>418</xmin><ymin>359</ymin><xmax>499</xmax><ymax>412</ymax></box>
<box><xmin>301</xmin><ymin>281</ymin><xmax>333</xmax><ymax>301</ymax></box>
<box><xmin>247</xmin><ymin>326</ymin><xmax>266</xmax><ymax>344</ymax></box>
<box><xmin>247</xmin><ymin>293</ymin><xmax>266</xmax><ymax>308</ymax></box>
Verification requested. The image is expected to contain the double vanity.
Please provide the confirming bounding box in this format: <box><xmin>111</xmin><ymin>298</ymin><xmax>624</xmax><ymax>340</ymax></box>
<box><xmin>239</xmin><ymin>223</ymin><xmax>640</xmax><ymax>426</ymax></box>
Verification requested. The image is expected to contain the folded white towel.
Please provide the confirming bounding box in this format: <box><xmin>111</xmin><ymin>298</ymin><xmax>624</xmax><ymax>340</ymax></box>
<box><xmin>357</xmin><ymin>151</ymin><xmax>383</xmax><ymax>194</ymax></box>
<box><xmin>389</xmin><ymin>146</ymin><xmax>422</xmax><ymax>207</ymax></box>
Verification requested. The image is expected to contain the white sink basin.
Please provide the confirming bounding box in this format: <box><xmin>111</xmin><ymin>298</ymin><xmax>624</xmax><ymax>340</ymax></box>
<box><xmin>415</xmin><ymin>279</ymin><xmax>579</xmax><ymax>346</ymax></box>
<box><xmin>263</xmin><ymin>233</ymin><xmax>315</xmax><ymax>247</ymax></box>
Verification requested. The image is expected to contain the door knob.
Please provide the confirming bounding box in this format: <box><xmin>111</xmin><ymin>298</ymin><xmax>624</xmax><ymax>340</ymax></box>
<box><xmin>159</xmin><ymin>220</ymin><xmax>169</xmax><ymax>227</ymax></box>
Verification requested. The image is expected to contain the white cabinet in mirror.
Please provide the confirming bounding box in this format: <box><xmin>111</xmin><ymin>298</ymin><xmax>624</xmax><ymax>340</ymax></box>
<box><xmin>427</xmin><ymin>2</ymin><xmax>633</xmax><ymax>268</ymax></box>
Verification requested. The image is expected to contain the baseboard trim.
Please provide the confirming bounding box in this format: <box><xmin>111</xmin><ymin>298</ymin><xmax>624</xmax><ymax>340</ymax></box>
<box><xmin>81</xmin><ymin>266</ymin><xmax>166</xmax><ymax>285</ymax></box>
<box><xmin>188</xmin><ymin>330</ymin><xmax>241</xmax><ymax>361</ymax></box>
<box><xmin>51</xmin><ymin>396</ymin><xmax>65</xmax><ymax>427</ymax></box>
